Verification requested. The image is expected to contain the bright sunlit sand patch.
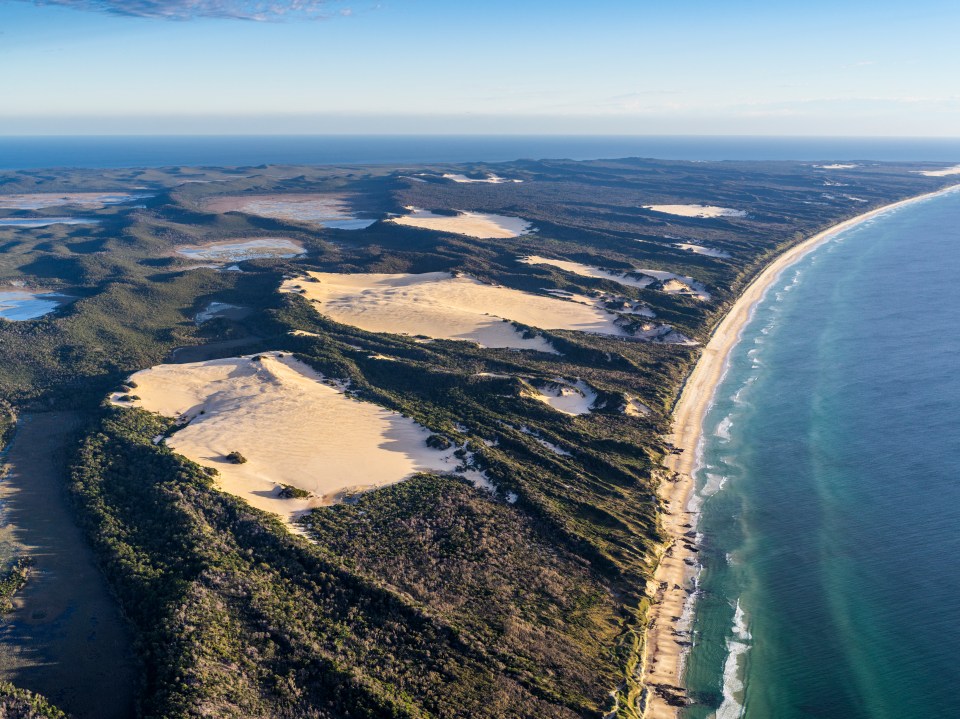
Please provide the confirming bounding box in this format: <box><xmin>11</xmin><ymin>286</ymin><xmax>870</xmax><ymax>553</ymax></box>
<box><xmin>175</xmin><ymin>238</ymin><xmax>305</xmax><ymax>262</ymax></box>
<box><xmin>442</xmin><ymin>173</ymin><xmax>523</xmax><ymax>184</ymax></box>
<box><xmin>202</xmin><ymin>193</ymin><xmax>375</xmax><ymax>229</ymax></box>
<box><xmin>622</xmin><ymin>396</ymin><xmax>653</xmax><ymax>417</ymax></box>
<box><xmin>522</xmin><ymin>379</ymin><xmax>597</xmax><ymax>416</ymax></box>
<box><xmin>281</xmin><ymin>271</ymin><xmax>631</xmax><ymax>351</ymax></box>
<box><xmin>643</xmin><ymin>204</ymin><xmax>747</xmax><ymax>219</ymax></box>
<box><xmin>109</xmin><ymin>353</ymin><xmax>461</xmax><ymax>526</ymax></box>
<box><xmin>675</xmin><ymin>243</ymin><xmax>731</xmax><ymax>259</ymax></box>
<box><xmin>387</xmin><ymin>206</ymin><xmax>532</xmax><ymax>238</ymax></box>
<box><xmin>0</xmin><ymin>192</ymin><xmax>151</xmax><ymax>210</ymax></box>
<box><xmin>913</xmin><ymin>164</ymin><xmax>960</xmax><ymax>177</ymax></box>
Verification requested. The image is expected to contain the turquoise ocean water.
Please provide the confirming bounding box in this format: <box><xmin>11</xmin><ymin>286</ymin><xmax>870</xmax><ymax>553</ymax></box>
<box><xmin>683</xmin><ymin>188</ymin><xmax>960</xmax><ymax>718</ymax></box>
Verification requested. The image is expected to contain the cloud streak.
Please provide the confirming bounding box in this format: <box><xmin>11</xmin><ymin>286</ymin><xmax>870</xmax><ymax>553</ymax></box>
<box><xmin>24</xmin><ymin>1</ymin><xmax>352</xmax><ymax>21</ymax></box>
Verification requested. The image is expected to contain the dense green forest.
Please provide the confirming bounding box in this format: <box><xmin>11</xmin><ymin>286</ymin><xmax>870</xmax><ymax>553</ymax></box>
<box><xmin>0</xmin><ymin>158</ymin><xmax>952</xmax><ymax>717</ymax></box>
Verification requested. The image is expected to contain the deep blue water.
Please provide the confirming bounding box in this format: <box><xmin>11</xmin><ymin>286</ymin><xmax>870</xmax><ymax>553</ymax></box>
<box><xmin>683</xmin><ymin>189</ymin><xmax>960</xmax><ymax>718</ymax></box>
<box><xmin>1</xmin><ymin>135</ymin><xmax>960</xmax><ymax>170</ymax></box>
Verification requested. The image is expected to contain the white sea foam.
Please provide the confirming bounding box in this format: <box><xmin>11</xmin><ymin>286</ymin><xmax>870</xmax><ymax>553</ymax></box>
<box><xmin>716</xmin><ymin>599</ymin><xmax>751</xmax><ymax>719</ymax></box>
<box><xmin>715</xmin><ymin>416</ymin><xmax>733</xmax><ymax>441</ymax></box>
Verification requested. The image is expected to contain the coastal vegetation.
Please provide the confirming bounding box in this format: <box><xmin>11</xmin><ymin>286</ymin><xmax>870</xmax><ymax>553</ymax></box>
<box><xmin>0</xmin><ymin>158</ymin><xmax>953</xmax><ymax>717</ymax></box>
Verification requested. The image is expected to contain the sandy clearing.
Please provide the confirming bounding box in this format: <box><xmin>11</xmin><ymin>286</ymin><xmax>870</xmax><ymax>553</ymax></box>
<box><xmin>913</xmin><ymin>164</ymin><xmax>960</xmax><ymax>177</ymax></box>
<box><xmin>523</xmin><ymin>379</ymin><xmax>597</xmax><ymax>416</ymax></box>
<box><xmin>387</xmin><ymin>206</ymin><xmax>532</xmax><ymax>238</ymax></box>
<box><xmin>201</xmin><ymin>193</ymin><xmax>375</xmax><ymax>229</ymax></box>
<box><xmin>110</xmin><ymin>353</ymin><xmax>461</xmax><ymax>526</ymax></box>
<box><xmin>0</xmin><ymin>192</ymin><xmax>150</xmax><ymax>210</ymax></box>
<box><xmin>623</xmin><ymin>396</ymin><xmax>652</xmax><ymax>417</ymax></box>
<box><xmin>176</xmin><ymin>238</ymin><xmax>304</xmax><ymax>262</ymax></box>
<box><xmin>643</xmin><ymin>204</ymin><xmax>747</xmax><ymax>218</ymax></box>
<box><xmin>640</xmin><ymin>183</ymin><xmax>960</xmax><ymax>718</ymax></box>
<box><xmin>674</xmin><ymin>243</ymin><xmax>731</xmax><ymax>259</ymax></box>
<box><xmin>282</xmin><ymin>271</ymin><xmax>630</xmax><ymax>350</ymax></box>
<box><xmin>442</xmin><ymin>173</ymin><xmax>523</xmax><ymax>184</ymax></box>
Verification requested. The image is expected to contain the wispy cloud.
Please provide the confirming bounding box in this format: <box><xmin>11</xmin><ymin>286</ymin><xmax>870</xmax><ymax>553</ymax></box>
<box><xmin>24</xmin><ymin>1</ymin><xmax>355</xmax><ymax>21</ymax></box>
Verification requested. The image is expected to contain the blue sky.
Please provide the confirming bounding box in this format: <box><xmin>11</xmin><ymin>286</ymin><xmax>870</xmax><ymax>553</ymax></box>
<box><xmin>1</xmin><ymin>0</ymin><xmax>958</xmax><ymax>135</ymax></box>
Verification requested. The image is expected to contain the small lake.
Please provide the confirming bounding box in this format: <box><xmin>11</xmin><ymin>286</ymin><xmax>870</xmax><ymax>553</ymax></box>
<box><xmin>0</xmin><ymin>291</ymin><xmax>73</xmax><ymax>320</ymax></box>
<box><xmin>176</xmin><ymin>238</ymin><xmax>305</xmax><ymax>262</ymax></box>
<box><xmin>0</xmin><ymin>218</ymin><xmax>100</xmax><ymax>228</ymax></box>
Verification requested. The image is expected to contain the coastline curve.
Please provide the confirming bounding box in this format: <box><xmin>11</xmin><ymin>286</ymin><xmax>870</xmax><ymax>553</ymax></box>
<box><xmin>638</xmin><ymin>182</ymin><xmax>960</xmax><ymax>719</ymax></box>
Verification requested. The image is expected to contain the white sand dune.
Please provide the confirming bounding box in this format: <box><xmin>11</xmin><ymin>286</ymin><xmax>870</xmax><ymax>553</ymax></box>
<box><xmin>176</xmin><ymin>238</ymin><xmax>304</xmax><ymax>262</ymax></box>
<box><xmin>282</xmin><ymin>271</ymin><xmax>631</xmax><ymax>350</ymax></box>
<box><xmin>643</xmin><ymin>204</ymin><xmax>747</xmax><ymax>218</ymax></box>
<box><xmin>914</xmin><ymin>164</ymin><xmax>960</xmax><ymax>177</ymax></box>
<box><xmin>387</xmin><ymin>206</ymin><xmax>532</xmax><ymax>238</ymax></box>
<box><xmin>110</xmin><ymin>353</ymin><xmax>461</xmax><ymax>525</ymax></box>
<box><xmin>521</xmin><ymin>255</ymin><xmax>710</xmax><ymax>300</ymax></box>
<box><xmin>674</xmin><ymin>243</ymin><xmax>731</xmax><ymax>259</ymax></box>
<box><xmin>442</xmin><ymin>173</ymin><xmax>523</xmax><ymax>184</ymax></box>
<box><xmin>523</xmin><ymin>379</ymin><xmax>597</xmax><ymax>416</ymax></box>
<box><xmin>0</xmin><ymin>192</ymin><xmax>150</xmax><ymax>210</ymax></box>
<box><xmin>202</xmin><ymin>193</ymin><xmax>374</xmax><ymax>229</ymax></box>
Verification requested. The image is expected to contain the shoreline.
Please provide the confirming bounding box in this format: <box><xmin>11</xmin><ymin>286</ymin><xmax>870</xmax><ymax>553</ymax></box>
<box><xmin>638</xmin><ymin>182</ymin><xmax>960</xmax><ymax>718</ymax></box>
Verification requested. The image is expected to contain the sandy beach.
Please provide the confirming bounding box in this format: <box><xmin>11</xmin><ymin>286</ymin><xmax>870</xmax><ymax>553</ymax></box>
<box><xmin>640</xmin><ymin>182</ymin><xmax>960</xmax><ymax>718</ymax></box>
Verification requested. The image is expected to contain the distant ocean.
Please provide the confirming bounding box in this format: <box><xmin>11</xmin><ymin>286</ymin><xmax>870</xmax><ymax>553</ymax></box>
<box><xmin>682</xmin><ymin>189</ymin><xmax>960</xmax><ymax>718</ymax></box>
<box><xmin>1</xmin><ymin>135</ymin><xmax>960</xmax><ymax>170</ymax></box>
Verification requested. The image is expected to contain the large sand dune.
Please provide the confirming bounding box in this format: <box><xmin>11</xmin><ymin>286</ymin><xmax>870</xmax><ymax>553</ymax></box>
<box><xmin>387</xmin><ymin>207</ymin><xmax>532</xmax><ymax>238</ymax></box>
<box><xmin>111</xmin><ymin>353</ymin><xmax>460</xmax><ymax>525</ymax></box>
<box><xmin>281</xmin><ymin>271</ymin><xmax>632</xmax><ymax>350</ymax></box>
